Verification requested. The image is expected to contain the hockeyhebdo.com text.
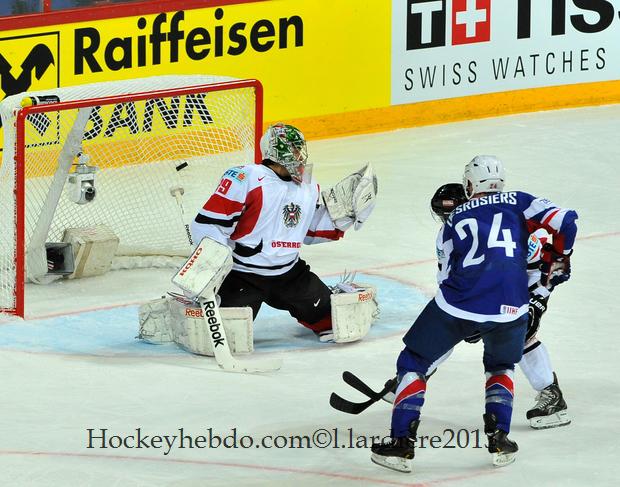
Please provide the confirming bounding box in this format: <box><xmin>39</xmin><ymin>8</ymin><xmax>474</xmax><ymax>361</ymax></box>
<box><xmin>86</xmin><ymin>428</ymin><xmax>484</xmax><ymax>455</ymax></box>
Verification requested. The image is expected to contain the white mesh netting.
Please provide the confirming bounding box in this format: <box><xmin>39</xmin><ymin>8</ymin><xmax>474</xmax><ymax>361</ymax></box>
<box><xmin>0</xmin><ymin>75</ymin><xmax>259</xmax><ymax>315</ymax></box>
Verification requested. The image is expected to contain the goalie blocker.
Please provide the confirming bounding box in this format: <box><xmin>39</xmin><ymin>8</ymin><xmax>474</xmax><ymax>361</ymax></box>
<box><xmin>139</xmin><ymin>236</ymin><xmax>253</xmax><ymax>358</ymax></box>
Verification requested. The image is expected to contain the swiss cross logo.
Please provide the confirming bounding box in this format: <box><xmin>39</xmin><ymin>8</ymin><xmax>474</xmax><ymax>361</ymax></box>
<box><xmin>452</xmin><ymin>0</ymin><xmax>490</xmax><ymax>45</ymax></box>
<box><xmin>406</xmin><ymin>0</ymin><xmax>491</xmax><ymax>50</ymax></box>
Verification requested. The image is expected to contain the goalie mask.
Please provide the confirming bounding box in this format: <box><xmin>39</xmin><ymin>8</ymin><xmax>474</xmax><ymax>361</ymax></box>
<box><xmin>462</xmin><ymin>155</ymin><xmax>505</xmax><ymax>198</ymax></box>
<box><xmin>260</xmin><ymin>123</ymin><xmax>311</xmax><ymax>184</ymax></box>
<box><xmin>431</xmin><ymin>183</ymin><xmax>467</xmax><ymax>223</ymax></box>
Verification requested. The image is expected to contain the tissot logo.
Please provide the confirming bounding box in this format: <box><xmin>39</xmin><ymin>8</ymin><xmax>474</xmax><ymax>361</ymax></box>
<box><xmin>407</xmin><ymin>0</ymin><xmax>490</xmax><ymax>50</ymax></box>
<box><xmin>394</xmin><ymin>0</ymin><xmax>619</xmax><ymax>105</ymax></box>
<box><xmin>0</xmin><ymin>32</ymin><xmax>59</xmax><ymax>131</ymax></box>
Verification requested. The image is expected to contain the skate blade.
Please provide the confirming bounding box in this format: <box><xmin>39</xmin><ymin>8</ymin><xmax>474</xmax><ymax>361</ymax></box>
<box><xmin>492</xmin><ymin>451</ymin><xmax>516</xmax><ymax>467</ymax></box>
<box><xmin>529</xmin><ymin>410</ymin><xmax>571</xmax><ymax>430</ymax></box>
<box><xmin>371</xmin><ymin>453</ymin><xmax>412</xmax><ymax>473</ymax></box>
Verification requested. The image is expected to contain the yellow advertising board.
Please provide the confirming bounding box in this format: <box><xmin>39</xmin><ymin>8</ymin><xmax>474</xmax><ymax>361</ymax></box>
<box><xmin>2</xmin><ymin>0</ymin><xmax>620</xmax><ymax>142</ymax></box>
<box><xmin>0</xmin><ymin>1</ymin><xmax>390</xmax><ymax>141</ymax></box>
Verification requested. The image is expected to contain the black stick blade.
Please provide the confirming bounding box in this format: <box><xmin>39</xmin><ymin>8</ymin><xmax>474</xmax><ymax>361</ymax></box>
<box><xmin>329</xmin><ymin>392</ymin><xmax>374</xmax><ymax>415</ymax></box>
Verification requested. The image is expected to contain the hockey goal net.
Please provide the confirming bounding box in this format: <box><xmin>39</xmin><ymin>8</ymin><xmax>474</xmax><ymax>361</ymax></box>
<box><xmin>0</xmin><ymin>75</ymin><xmax>262</xmax><ymax>317</ymax></box>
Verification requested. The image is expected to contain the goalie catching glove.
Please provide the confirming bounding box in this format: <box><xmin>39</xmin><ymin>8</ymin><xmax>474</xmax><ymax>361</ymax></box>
<box><xmin>322</xmin><ymin>163</ymin><xmax>378</xmax><ymax>231</ymax></box>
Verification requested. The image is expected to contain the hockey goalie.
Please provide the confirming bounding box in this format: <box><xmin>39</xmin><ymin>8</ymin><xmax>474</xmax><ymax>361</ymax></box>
<box><xmin>137</xmin><ymin>123</ymin><xmax>379</xmax><ymax>366</ymax></box>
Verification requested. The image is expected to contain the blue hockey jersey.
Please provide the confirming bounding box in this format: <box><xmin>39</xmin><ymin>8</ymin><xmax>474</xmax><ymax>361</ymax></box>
<box><xmin>436</xmin><ymin>191</ymin><xmax>577</xmax><ymax>323</ymax></box>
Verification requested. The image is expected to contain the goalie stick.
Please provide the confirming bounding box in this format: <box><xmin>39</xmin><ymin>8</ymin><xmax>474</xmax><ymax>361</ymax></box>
<box><xmin>198</xmin><ymin>293</ymin><xmax>282</xmax><ymax>373</ymax></box>
<box><xmin>329</xmin><ymin>371</ymin><xmax>398</xmax><ymax>415</ymax></box>
<box><xmin>170</xmin><ymin>163</ymin><xmax>193</xmax><ymax>247</ymax></box>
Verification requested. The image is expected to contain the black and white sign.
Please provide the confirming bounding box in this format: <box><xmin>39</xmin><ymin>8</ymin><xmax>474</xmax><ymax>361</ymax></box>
<box><xmin>392</xmin><ymin>0</ymin><xmax>620</xmax><ymax>104</ymax></box>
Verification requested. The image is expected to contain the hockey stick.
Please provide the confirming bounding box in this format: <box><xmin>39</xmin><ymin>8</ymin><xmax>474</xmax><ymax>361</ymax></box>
<box><xmin>330</xmin><ymin>392</ymin><xmax>377</xmax><ymax>415</ymax></box>
<box><xmin>170</xmin><ymin>160</ymin><xmax>199</xmax><ymax>247</ymax></box>
<box><xmin>198</xmin><ymin>293</ymin><xmax>282</xmax><ymax>373</ymax></box>
<box><xmin>343</xmin><ymin>371</ymin><xmax>396</xmax><ymax>399</ymax></box>
<box><xmin>170</xmin><ymin>184</ymin><xmax>194</xmax><ymax>247</ymax></box>
<box><xmin>329</xmin><ymin>372</ymin><xmax>398</xmax><ymax>414</ymax></box>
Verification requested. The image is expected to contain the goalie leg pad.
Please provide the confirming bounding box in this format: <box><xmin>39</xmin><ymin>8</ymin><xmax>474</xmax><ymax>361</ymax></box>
<box><xmin>138</xmin><ymin>297</ymin><xmax>176</xmax><ymax>344</ymax></box>
<box><xmin>330</xmin><ymin>286</ymin><xmax>378</xmax><ymax>343</ymax></box>
<box><xmin>170</xmin><ymin>300</ymin><xmax>254</xmax><ymax>356</ymax></box>
<box><xmin>138</xmin><ymin>296</ymin><xmax>253</xmax><ymax>355</ymax></box>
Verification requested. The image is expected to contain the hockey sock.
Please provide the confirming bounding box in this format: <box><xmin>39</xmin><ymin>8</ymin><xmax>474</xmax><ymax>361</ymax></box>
<box><xmin>518</xmin><ymin>341</ymin><xmax>554</xmax><ymax>392</ymax></box>
<box><xmin>391</xmin><ymin>371</ymin><xmax>426</xmax><ymax>437</ymax></box>
<box><xmin>485</xmin><ymin>369</ymin><xmax>514</xmax><ymax>433</ymax></box>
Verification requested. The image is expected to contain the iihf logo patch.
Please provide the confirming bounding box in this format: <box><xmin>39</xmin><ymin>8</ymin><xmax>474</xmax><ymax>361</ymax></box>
<box><xmin>282</xmin><ymin>202</ymin><xmax>301</xmax><ymax>228</ymax></box>
<box><xmin>500</xmin><ymin>304</ymin><xmax>519</xmax><ymax>315</ymax></box>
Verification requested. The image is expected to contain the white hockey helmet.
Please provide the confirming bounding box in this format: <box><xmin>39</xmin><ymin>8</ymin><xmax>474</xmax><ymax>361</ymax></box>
<box><xmin>260</xmin><ymin>123</ymin><xmax>310</xmax><ymax>184</ymax></box>
<box><xmin>462</xmin><ymin>155</ymin><xmax>505</xmax><ymax>198</ymax></box>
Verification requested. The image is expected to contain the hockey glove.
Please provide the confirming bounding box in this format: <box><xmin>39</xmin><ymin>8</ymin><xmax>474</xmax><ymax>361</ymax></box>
<box><xmin>540</xmin><ymin>243</ymin><xmax>572</xmax><ymax>288</ymax></box>
<box><xmin>526</xmin><ymin>294</ymin><xmax>548</xmax><ymax>343</ymax></box>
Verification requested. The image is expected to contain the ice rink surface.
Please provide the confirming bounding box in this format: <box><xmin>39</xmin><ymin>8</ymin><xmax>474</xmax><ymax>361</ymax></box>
<box><xmin>1</xmin><ymin>105</ymin><xmax>619</xmax><ymax>486</ymax></box>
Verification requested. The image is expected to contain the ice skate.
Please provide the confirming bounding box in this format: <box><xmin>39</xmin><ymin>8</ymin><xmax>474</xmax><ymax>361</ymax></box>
<box><xmin>317</xmin><ymin>329</ymin><xmax>334</xmax><ymax>343</ymax></box>
<box><xmin>370</xmin><ymin>421</ymin><xmax>419</xmax><ymax>473</ymax></box>
<box><xmin>527</xmin><ymin>373</ymin><xmax>571</xmax><ymax>429</ymax></box>
<box><xmin>484</xmin><ymin>413</ymin><xmax>518</xmax><ymax>467</ymax></box>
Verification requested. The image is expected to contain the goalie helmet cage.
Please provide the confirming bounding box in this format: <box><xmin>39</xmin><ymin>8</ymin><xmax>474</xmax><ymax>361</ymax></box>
<box><xmin>0</xmin><ymin>75</ymin><xmax>263</xmax><ymax>318</ymax></box>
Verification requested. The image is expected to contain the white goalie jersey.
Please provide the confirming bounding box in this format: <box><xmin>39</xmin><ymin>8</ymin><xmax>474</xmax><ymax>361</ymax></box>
<box><xmin>191</xmin><ymin>164</ymin><xmax>343</xmax><ymax>276</ymax></box>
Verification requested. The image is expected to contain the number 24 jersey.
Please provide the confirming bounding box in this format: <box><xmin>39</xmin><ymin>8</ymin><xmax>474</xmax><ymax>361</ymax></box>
<box><xmin>436</xmin><ymin>191</ymin><xmax>578</xmax><ymax>323</ymax></box>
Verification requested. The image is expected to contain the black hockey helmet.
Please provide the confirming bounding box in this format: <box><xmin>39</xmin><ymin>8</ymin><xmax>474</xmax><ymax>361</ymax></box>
<box><xmin>431</xmin><ymin>183</ymin><xmax>467</xmax><ymax>223</ymax></box>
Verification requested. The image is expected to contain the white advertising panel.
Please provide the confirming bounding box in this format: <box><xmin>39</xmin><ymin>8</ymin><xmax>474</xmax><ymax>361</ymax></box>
<box><xmin>391</xmin><ymin>0</ymin><xmax>620</xmax><ymax>104</ymax></box>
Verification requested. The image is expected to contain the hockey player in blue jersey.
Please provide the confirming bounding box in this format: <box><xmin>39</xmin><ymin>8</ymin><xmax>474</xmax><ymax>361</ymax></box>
<box><xmin>429</xmin><ymin>184</ymin><xmax>571</xmax><ymax>430</ymax></box>
<box><xmin>371</xmin><ymin>156</ymin><xmax>577</xmax><ymax>473</ymax></box>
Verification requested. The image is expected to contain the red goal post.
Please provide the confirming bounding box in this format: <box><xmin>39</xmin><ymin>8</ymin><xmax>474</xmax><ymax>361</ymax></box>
<box><xmin>0</xmin><ymin>75</ymin><xmax>263</xmax><ymax>318</ymax></box>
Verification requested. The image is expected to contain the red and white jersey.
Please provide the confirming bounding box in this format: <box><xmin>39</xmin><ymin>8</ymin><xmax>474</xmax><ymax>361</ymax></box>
<box><xmin>191</xmin><ymin>164</ymin><xmax>343</xmax><ymax>276</ymax></box>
